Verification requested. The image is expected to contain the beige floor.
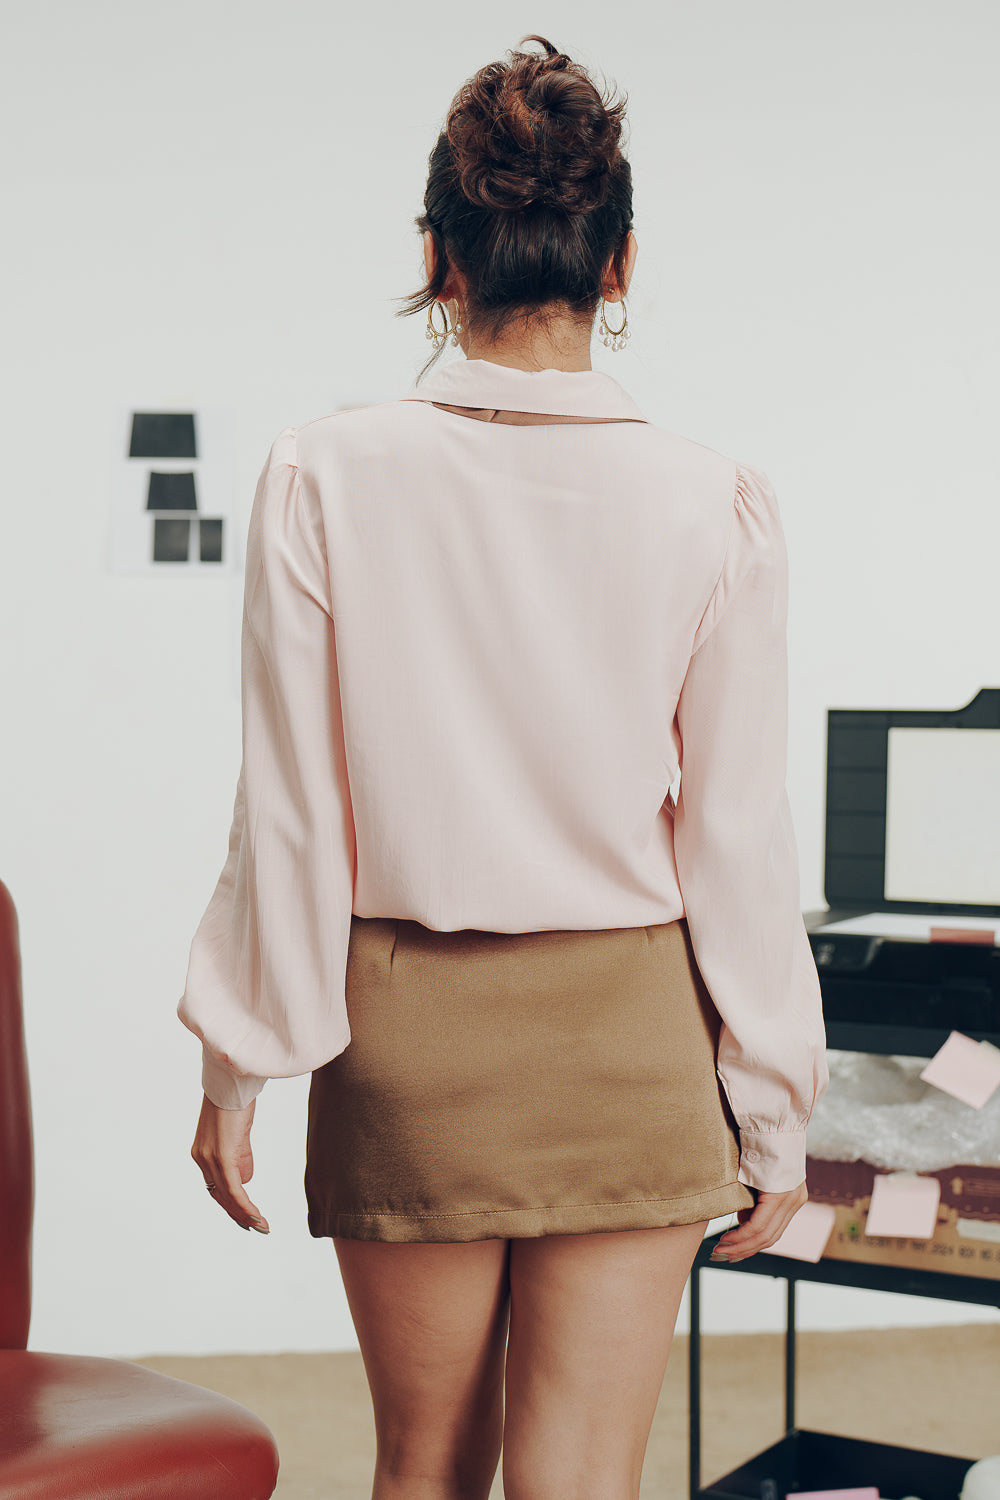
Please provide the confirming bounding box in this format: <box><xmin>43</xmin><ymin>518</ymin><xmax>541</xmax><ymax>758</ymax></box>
<box><xmin>137</xmin><ymin>1324</ymin><xmax>1000</xmax><ymax>1498</ymax></box>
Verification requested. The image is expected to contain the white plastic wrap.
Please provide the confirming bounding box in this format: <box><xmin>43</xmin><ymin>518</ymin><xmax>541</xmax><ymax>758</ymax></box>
<box><xmin>805</xmin><ymin>1049</ymin><xmax>1000</xmax><ymax>1171</ymax></box>
<box><xmin>961</xmin><ymin>1454</ymin><xmax>1000</xmax><ymax>1499</ymax></box>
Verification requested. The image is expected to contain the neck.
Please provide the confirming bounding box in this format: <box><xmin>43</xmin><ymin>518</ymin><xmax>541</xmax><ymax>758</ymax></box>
<box><xmin>459</xmin><ymin>322</ymin><xmax>595</xmax><ymax>374</ymax></box>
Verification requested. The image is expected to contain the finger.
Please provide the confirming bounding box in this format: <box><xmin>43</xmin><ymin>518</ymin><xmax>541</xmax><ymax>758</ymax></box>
<box><xmin>713</xmin><ymin>1200</ymin><xmax>788</xmax><ymax>1253</ymax></box>
<box><xmin>712</xmin><ymin>1220</ymin><xmax>778</xmax><ymax>1260</ymax></box>
<box><xmin>207</xmin><ymin>1156</ymin><xmax>270</xmax><ymax>1234</ymax></box>
<box><xmin>713</xmin><ymin>1196</ymin><xmax>806</xmax><ymax>1260</ymax></box>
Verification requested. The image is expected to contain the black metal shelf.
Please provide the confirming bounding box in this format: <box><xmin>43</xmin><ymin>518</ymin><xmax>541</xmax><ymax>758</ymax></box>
<box><xmin>695</xmin><ymin>1428</ymin><xmax>976</xmax><ymax>1500</ymax></box>
<box><xmin>688</xmin><ymin>1230</ymin><xmax>1000</xmax><ymax>1498</ymax></box>
<box><xmin>686</xmin><ymin>903</ymin><xmax>1000</xmax><ymax>1493</ymax></box>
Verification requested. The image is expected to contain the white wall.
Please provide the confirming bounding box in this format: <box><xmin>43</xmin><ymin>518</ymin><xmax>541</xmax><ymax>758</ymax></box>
<box><xmin>3</xmin><ymin>0</ymin><xmax>998</xmax><ymax>1359</ymax></box>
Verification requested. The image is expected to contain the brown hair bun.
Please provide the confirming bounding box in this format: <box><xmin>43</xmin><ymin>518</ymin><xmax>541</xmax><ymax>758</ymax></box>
<box><xmin>448</xmin><ymin>34</ymin><xmax>627</xmax><ymax>216</ymax></box>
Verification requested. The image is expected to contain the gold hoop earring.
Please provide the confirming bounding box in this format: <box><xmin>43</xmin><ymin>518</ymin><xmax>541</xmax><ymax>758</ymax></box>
<box><xmin>426</xmin><ymin>298</ymin><xmax>464</xmax><ymax>351</ymax></box>
<box><xmin>598</xmin><ymin>296</ymin><xmax>630</xmax><ymax>352</ymax></box>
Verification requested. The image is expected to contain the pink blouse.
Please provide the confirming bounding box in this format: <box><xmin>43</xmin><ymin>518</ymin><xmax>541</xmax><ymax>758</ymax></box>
<box><xmin>177</xmin><ymin>356</ymin><xmax>829</xmax><ymax>1194</ymax></box>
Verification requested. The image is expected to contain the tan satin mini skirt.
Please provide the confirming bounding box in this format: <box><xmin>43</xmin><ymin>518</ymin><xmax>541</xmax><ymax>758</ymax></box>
<box><xmin>304</xmin><ymin>913</ymin><xmax>756</xmax><ymax>1242</ymax></box>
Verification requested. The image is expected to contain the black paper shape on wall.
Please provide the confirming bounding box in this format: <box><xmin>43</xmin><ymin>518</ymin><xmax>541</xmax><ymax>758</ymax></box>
<box><xmin>153</xmin><ymin>517</ymin><xmax>191</xmax><ymax>563</ymax></box>
<box><xmin>199</xmin><ymin>519</ymin><xmax>224</xmax><ymax>563</ymax></box>
<box><xmin>147</xmin><ymin>471</ymin><xmax>198</xmax><ymax>511</ymax></box>
<box><xmin>129</xmin><ymin>412</ymin><xmax>198</xmax><ymax>459</ymax></box>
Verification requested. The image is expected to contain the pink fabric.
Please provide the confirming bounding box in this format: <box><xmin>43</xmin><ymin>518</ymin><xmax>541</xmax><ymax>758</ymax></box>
<box><xmin>177</xmin><ymin>357</ymin><xmax>829</xmax><ymax>1194</ymax></box>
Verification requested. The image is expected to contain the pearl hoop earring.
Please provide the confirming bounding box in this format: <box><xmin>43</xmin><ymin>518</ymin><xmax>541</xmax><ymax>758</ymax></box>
<box><xmin>424</xmin><ymin>294</ymin><xmax>631</xmax><ymax>353</ymax></box>
<box><xmin>598</xmin><ymin>296</ymin><xmax>630</xmax><ymax>352</ymax></box>
<box><xmin>426</xmin><ymin>298</ymin><xmax>463</xmax><ymax>352</ymax></box>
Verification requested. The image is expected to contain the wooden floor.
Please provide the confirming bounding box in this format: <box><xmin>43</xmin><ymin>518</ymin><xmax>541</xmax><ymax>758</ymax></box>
<box><xmin>138</xmin><ymin>1324</ymin><xmax>1000</xmax><ymax>1498</ymax></box>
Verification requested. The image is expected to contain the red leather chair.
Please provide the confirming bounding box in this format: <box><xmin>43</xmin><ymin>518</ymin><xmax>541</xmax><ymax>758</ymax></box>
<box><xmin>0</xmin><ymin>879</ymin><xmax>280</xmax><ymax>1498</ymax></box>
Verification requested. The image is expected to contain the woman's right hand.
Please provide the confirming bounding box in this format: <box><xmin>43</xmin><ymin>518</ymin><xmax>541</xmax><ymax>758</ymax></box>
<box><xmin>709</xmin><ymin>1180</ymin><xmax>808</xmax><ymax>1263</ymax></box>
<box><xmin>191</xmin><ymin>1093</ymin><xmax>270</xmax><ymax>1234</ymax></box>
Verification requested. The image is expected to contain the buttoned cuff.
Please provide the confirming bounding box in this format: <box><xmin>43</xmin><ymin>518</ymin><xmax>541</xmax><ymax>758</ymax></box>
<box><xmin>736</xmin><ymin>1128</ymin><xmax>808</xmax><ymax>1193</ymax></box>
<box><xmin>201</xmin><ymin>1043</ymin><xmax>267</xmax><ymax>1110</ymax></box>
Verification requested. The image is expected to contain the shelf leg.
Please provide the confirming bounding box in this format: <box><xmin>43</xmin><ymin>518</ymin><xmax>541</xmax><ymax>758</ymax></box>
<box><xmin>689</xmin><ymin>1259</ymin><xmax>701</xmax><ymax>1499</ymax></box>
<box><xmin>784</xmin><ymin>1276</ymin><xmax>797</xmax><ymax>1433</ymax></box>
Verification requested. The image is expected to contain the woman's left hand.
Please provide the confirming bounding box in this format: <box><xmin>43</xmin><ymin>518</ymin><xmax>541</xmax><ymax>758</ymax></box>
<box><xmin>191</xmin><ymin>1094</ymin><xmax>270</xmax><ymax>1233</ymax></box>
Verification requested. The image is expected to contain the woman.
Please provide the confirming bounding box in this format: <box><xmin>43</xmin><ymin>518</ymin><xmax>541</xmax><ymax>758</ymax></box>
<box><xmin>179</xmin><ymin>34</ymin><xmax>828</xmax><ymax>1500</ymax></box>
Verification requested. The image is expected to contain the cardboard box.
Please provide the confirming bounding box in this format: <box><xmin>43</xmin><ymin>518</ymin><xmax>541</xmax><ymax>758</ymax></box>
<box><xmin>805</xmin><ymin>1154</ymin><xmax>1000</xmax><ymax>1281</ymax></box>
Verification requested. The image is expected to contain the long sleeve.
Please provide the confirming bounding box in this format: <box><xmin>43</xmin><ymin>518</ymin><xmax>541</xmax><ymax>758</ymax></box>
<box><xmin>177</xmin><ymin>426</ymin><xmax>356</xmax><ymax>1109</ymax></box>
<box><xmin>671</xmin><ymin>462</ymin><xmax>829</xmax><ymax>1193</ymax></box>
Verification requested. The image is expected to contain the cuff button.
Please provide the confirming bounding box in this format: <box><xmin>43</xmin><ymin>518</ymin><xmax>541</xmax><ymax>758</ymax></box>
<box><xmin>745</xmin><ymin>1149</ymin><xmax>760</xmax><ymax>1161</ymax></box>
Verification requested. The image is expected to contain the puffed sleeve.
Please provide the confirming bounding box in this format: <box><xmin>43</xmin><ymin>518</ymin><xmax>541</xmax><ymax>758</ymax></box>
<box><xmin>671</xmin><ymin>461</ymin><xmax>829</xmax><ymax>1193</ymax></box>
<box><xmin>177</xmin><ymin>426</ymin><xmax>356</xmax><ymax>1109</ymax></box>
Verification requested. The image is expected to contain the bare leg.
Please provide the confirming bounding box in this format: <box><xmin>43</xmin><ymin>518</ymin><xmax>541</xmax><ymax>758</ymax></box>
<box><xmin>502</xmin><ymin>1219</ymin><xmax>709</xmax><ymax>1500</ymax></box>
<box><xmin>334</xmin><ymin>1236</ymin><xmax>511</xmax><ymax>1500</ymax></box>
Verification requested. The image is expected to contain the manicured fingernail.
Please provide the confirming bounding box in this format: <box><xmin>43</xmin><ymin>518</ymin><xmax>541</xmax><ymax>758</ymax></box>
<box><xmin>251</xmin><ymin>1221</ymin><xmax>269</xmax><ymax>1234</ymax></box>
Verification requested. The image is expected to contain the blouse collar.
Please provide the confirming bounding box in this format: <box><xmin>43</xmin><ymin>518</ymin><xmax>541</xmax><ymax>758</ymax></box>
<box><xmin>399</xmin><ymin>356</ymin><xmax>648</xmax><ymax>422</ymax></box>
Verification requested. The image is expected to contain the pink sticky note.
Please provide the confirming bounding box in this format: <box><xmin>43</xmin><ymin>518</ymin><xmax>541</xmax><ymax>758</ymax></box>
<box><xmin>919</xmin><ymin>1030</ymin><xmax>1000</xmax><ymax>1108</ymax></box>
<box><xmin>764</xmin><ymin>1200</ymin><xmax>837</xmax><ymax>1262</ymax></box>
<box><xmin>864</xmin><ymin>1171</ymin><xmax>940</xmax><ymax>1239</ymax></box>
<box><xmin>796</xmin><ymin>1489</ymin><xmax>880</xmax><ymax>1500</ymax></box>
<box><xmin>929</xmin><ymin>925</ymin><xmax>995</xmax><ymax>945</ymax></box>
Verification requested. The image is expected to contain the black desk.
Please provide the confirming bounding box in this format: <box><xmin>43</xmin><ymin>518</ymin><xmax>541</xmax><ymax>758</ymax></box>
<box><xmin>688</xmin><ymin>1234</ymin><xmax>1000</xmax><ymax>1497</ymax></box>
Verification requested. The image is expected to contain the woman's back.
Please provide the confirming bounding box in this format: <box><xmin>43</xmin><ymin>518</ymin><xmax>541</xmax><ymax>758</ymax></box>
<box><xmin>304</xmin><ymin>357</ymin><xmax>735</xmax><ymax>931</ymax></box>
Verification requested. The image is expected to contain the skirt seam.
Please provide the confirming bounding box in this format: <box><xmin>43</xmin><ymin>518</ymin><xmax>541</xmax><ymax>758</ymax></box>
<box><xmin>323</xmin><ymin>1183</ymin><xmax>746</xmax><ymax>1223</ymax></box>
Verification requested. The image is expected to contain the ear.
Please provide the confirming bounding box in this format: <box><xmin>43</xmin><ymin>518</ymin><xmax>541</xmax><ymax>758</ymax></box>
<box><xmin>622</xmin><ymin>230</ymin><xmax>638</xmax><ymax>294</ymax></box>
<box><xmin>604</xmin><ymin>231</ymin><xmax>638</xmax><ymax>300</ymax></box>
<box><xmin>423</xmin><ymin>229</ymin><xmax>437</xmax><ymax>285</ymax></box>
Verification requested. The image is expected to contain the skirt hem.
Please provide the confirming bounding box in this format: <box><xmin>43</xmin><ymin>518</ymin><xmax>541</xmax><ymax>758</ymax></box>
<box><xmin>307</xmin><ymin>1178</ymin><xmax>755</xmax><ymax>1243</ymax></box>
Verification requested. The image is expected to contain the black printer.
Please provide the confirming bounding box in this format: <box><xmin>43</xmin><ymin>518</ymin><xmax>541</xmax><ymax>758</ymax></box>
<box><xmin>804</xmin><ymin>688</ymin><xmax>1000</xmax><ymax>1057</ymax></box>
